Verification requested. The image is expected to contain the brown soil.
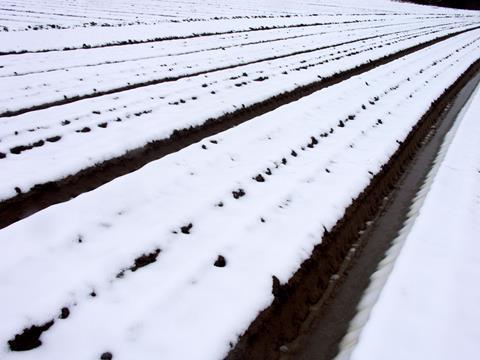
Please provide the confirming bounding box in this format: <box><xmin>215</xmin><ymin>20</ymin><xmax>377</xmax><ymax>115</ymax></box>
<box><xmin>8</xmin><ymin>320</ymin><xmax>54</xmax><ymax>351</ymax></box>
<box><xmin>116</xmin><ymin>248</ymin><xmax>162</xmax><ymax>278</ymax></box>
<box><xmin>1</xmin><ymin>27</ymin><xmax>478</xmax><ymax>230</ymax></box>
<box><xmin>225</xmin><ymin>57</ymin><xmax>480</xmax><ymax>360</ymax></box>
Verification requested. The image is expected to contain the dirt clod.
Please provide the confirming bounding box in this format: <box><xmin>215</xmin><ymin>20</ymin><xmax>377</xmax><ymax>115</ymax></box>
<box><xmin>214</xmin><ymin>255</ymin><xmax>227</xmax><ymax>267</ymax></box>
<box><xmin>8</xmin><ymin>320</ymin><xmax>54</xmax><ymax>351</ymax></box>
<box><xmin>100</xmin><ymin>352</ymin><xmax>113</xmax><ymax>360</ymax></box>
<box><xmin>46</xmin><ymin>136</ymin><xmax>61</xmax><ymax>143</ymax></box>
<box><xmin>181</xmin><ymin>223</ymin><xmax>193</xmax><ymax>234</ymax></box>
<box><xmin>271</xmin><ymin>275</ymin><xmax>284</xmax><ymax>298</ymax></box>
<box><xmin>307</xmin><ymin>136</ymin><xmax>318</xmax><ymax>148</ymax></box>
<box><xmin>132</xmin><ymin>249</ymin><xmax>161</xmax><ymax>271</ymax></box>
<box><xmin>59</xmin><ymin>307</ymin><xmax>70</xmax><ymax>319</ymax></box>
<box><xmin>232</xmin><ymin>189</ymin><xmax>246</xmax><ymax>199</ymax></box>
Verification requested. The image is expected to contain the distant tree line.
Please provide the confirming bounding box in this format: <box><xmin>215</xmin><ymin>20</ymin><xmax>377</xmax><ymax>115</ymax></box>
<box><xmin>405</xmin><ymin>0</ymin><xmax>480</xmax><ymax>10</ymax></box>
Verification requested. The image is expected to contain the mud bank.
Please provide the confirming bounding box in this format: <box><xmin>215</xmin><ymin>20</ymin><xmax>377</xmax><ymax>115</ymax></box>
<box><xmin>1</xmin><ymin>27</ymin><xmax>479</xmax><ymax>230</ymax></box>
<box><xmin>225</xmin><ymin>57</ymin><xmax>480</xmax><ymax>360</ymax></box>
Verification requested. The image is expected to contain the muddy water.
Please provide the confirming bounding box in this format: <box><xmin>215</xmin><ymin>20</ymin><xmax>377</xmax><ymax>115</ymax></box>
<box><xmin>288</xmin><ymin>70</ymin><xmax>480</xmax><ymax>360</ymax></box>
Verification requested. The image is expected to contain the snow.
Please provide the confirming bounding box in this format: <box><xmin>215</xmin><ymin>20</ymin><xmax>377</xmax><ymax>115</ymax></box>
<box><xmin>1</xmin><ymin>19</ymin><xmax>480</xmax><ymax>359</ymax></box>
<box><xmin>1</xmin><ymin>0</ymin><xmax>480</xmax><ymax>359</ymax></box>
<box><xmin>349</xmin><ymin>77</ymin><xmax>480</xmax><ymax>360</ymax></box>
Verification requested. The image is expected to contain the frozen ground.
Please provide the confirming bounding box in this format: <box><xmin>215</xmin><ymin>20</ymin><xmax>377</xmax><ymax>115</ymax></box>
<box><xmin>349</xmin><ymin>80</ymin><xmax>480</xmax><ymax>360</ymax></box>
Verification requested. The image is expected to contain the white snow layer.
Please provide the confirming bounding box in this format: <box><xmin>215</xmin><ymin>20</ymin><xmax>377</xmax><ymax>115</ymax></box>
<box><xmin>0</xmin><ymin>25</ymin><xmax>479</xmax><ymax>360</ymax></box>
<box><xmin>350</xmin><ymin>78</ymin><xmax>480</xmax><ymax>360</ymax></box>
<box><xmin>0</xmin><ymin>1</ymin><xmax>480</xmax><ymax>360</ymax></box>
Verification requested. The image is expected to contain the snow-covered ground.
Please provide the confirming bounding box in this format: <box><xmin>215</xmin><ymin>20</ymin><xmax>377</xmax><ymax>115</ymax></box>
<box><xmin>0</xmin><ymin>0</ymin><xmax>473</xmax><ymax>33</ymax></box>
<box><xmin>347</xmin><ymin>79</ymin><xmax>480</xmax><ymax>360</ymax></box>
<box><xmin>1</xmin><ymin>0</ymin><xmax>480</xmax><ymax>359</ymax></box>
<box><xmin>1</xmin><ymin>22</ymin><xmax>480</xmax><ymax>360</ymax></box>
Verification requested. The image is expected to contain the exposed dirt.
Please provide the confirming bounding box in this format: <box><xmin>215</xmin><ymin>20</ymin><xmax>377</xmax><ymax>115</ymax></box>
<box><xmin>8</xmin><ymin>320</ymin><xmax>54</xmax><ymax>351</ymax></box>
<box><xmin>1</xmin><ymin>27</ymin><xmax>479</xmax><ymax>230</ymax></box>
<box><xmin>100</xmin><ymin>352</ymin><xmax>113</xmax><ymax>360</ymax></box>
<box><xmin>225</xmin><ymin>57</ymin><xmax>480</xmax><ymax>360</ymax></box>
<box><xmin>116</xmin><ymin>248</ymin><xmax>162</xmax><ymax>278</ymax></box>
<box><xmin>214</xmin><ymin>255</ymin><xmax>227</xmax><ymax>267</ymax></box>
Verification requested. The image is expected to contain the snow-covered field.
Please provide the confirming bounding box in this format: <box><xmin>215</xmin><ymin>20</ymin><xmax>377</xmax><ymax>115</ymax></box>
<box><xmin>0</xmin><ymin>0</ymin><xmax>472</xmax><ymax>32</ymax></box>
<box><xmin>349</xmin><ymin>77</ymin><xmax>480</xmax><ymax>360</ymax></box>
<box><xmin>1</xmin><ymin>0</ymin><xmax>479</xmax><ymax>359</ymax></box>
